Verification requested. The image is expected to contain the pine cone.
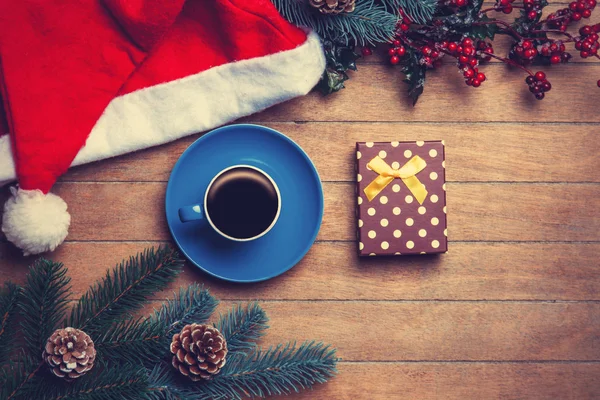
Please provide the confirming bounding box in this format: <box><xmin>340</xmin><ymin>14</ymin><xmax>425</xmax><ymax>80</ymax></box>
<box><xmin>309</xmin><ymin>0</ymin><xmax>356</xmax><ymax>14</ymax></box>
<box><xmin>43</xmin><ymin>327</ymin><xmax>96</xmax><ymax>380</ymax></box>
<box><xmin>170</xmin><ymin>324</ymin><xmax>228</xmax><ymax>381</ymax></box>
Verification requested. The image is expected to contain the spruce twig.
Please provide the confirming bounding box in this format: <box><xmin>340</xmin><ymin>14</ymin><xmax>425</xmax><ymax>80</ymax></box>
<box><xmin>68</xmin><ymin>247</ymin><xmax>183</xmax><ymax>333</ymax></box>
<box><xmin>381</xmin><ymin>0</ymin><xmax>438</xmax><ymax>24</ymax></box>
<box><xmin>272</xmin><ymin>0</ymin><xmax>398</xmax><ymax>45</ymax></box>
<box><xmin>0</xmin><ymin>282</ymin><xmax>21</xmax><ymax>363</ymax></box>
<box><xmin>95</xmin><ymin>284</ymin><xmax>218</xmax><ymax>366</ymax></box>
<box><xmin>192</xmin><ymin>342</ymin><xmax>339</xmax><ymax>399</ymax></box>
<box><xmin>216</xmin><ymin>303</ymin><xmax>269</xmax><ymax>354</ymax></box>
<box><xmin>1</xmin><ymin>351</ymin><xmax>42</xmax><ymax>400</ymax></box>
<box><xmin>19</xmin><ymin>259</ymin><xmax>71</xmax><ymax>358</ymax></box>
<box><xmin>37</xmin><ymin>362</ymin><xmax>150</xmax><ymax>400</ymax></box>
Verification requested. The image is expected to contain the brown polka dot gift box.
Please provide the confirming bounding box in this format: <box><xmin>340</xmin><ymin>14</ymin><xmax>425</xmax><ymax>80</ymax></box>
<box><xmin>356</xmin><ymin>141</ymin><xmax>447</xmax><ymax>256</ymax></box>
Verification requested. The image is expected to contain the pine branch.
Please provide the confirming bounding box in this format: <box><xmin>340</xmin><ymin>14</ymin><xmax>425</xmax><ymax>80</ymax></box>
<box><xmin>0</xmin><ymin>282</ymin><xmax>21</xmax><ymax>363</ymax></box>
<box><xmin>147</xmin><ymin>363</ymin><xmax>200</xmax><ymax>400</ymax></box>
<box><xmin>272</xmin><ymin>0</ymin><xmax>398</xmax><ymax>45</ymax></box>
<box><xmin>149</xmin><ymin>284</ymin><xmax>218</xmax><ymax>336</ymax></box>
<box><xmin>0</xmin><ymin>351</ymin><xmax>43</xmax><ymax>400</ymax></box>
<box><xmin>19</xmin><ymin>259</ymin><xmax>71</xmax><ymax>358</ymax></box>
<box><xmin>216</xmin><ymin>303</ymin><xmax>268</xmax><ymax>354</ymax></box>
<box><xmin>380</xmin><ymin>0</ymin><xmax>438</xmax><ymax>24</ymax></box>
<box><xmin>37</xmin><ymin>363</ymin><xmax>150</xmax><ymax>400</ymax></box>
<box><xmin>193</xmin><ymin>342</ymin><xmax>339</xmax><ymax>399</ymax></box>
<box><xmin>68</xmin><ymin>246</ymin><xmax>183</xmax><ymax>333</ymax></box>
<box><xmin>95</xmin><ymin>284</ymin><xmax>218</xmax><ymax>366</ymax></box>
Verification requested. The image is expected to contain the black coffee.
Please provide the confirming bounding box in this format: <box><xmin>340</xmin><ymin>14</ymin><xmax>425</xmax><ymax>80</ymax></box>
<box><xmin>206</xmin><ymin>167</ymin><xmax>279</xmax><ymax>239</ymax></box>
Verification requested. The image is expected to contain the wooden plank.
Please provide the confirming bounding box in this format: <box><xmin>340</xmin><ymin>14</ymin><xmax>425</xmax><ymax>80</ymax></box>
<box><xmin>2</xmin><ymin>242</ymin><xmax>599</xmax><ymax>301</ymax></box>
<box><xmin>282</xmin><ymin>363</ymin><xmax>600</xmax><ymax>400</ymax></box>
<box><xmin>246</xmin><ymin>64</ymin><xmax>600</xmax><ymax>123</ymax></box>
<box><xmin>38</xmin><ymin>182</ymin><xmax>599</xmax><ymax>242</ymax></box>
<box><xmin>204</xmin><ymin>301</ymin><xmax>600</xmax><ymax>361</ymax></box>
<box><xmin>60</xmin><ymin>122</ymin><xmax>600</xmax><ymax>183</ymax></box>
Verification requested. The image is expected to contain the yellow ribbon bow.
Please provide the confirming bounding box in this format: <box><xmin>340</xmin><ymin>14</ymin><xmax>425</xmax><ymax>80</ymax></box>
<box><xmin>363</xmin><ymin>155</ymin><xmax>428</xmax><ymax>204</ymax></box>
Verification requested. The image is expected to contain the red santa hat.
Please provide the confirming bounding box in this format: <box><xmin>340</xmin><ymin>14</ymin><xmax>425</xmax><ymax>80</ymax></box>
<box><xmin>0</xmin><ymin>0</ymin><xmax>324</xmax><ymax>255</ymax></box>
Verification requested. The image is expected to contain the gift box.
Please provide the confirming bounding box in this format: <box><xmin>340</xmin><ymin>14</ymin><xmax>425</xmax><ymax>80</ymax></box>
<box><xmin>356</xmin><ymin>141</ymin><xmax>447</xmax><ymax>256</ymax></box>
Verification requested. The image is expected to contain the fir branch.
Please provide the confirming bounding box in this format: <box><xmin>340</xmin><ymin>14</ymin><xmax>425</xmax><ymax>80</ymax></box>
<box><xmin>95</xmin><ymin>284</ymin><xmax>218</xmax><ymax>366</ymax></box>
<box><xmin>0</xmin><ymin>351</ymin><xmax>43</xmax><ymax>400</ymax></box>
<box><xmin>19</xmin><ymin>259</ymin><xmax>71</xmax><ymax>358</ymax></box>
<box><xmin>381</xmin><ymin>0</ymin><xmax>438</xmax><ymax>24</ymax></box>
<box><xmin>94</xmin><ymin>317</ymin><xmax>165</xmax><ymax>365</ymax></box>
<box><xmin>216</xmin><ymin>303</ymin><xmax>269</xmax><ymax>354</ymax></box>
<box><xmin>272</xmin><ymin>0</ymin><xmax>398</xmax><ymax>45</ymax></box>
<box><xmin>147</xmin><ymin>363</ymin><xmax>199</xmax><ymax>400</ymax></box>
<box><xmin>68</xmin><ymin>246</ymin><xmax>183</xmax><ymax>333</ymax></box>
<box><xmin>150</xmin><ymin>284</ymin><xmax>218</xmax><ymax>335</ymax></box>
<box><xmin>0</xmin><ymin>282</ymin><xmax>21</xmax><ymax>363</ymax></box>
<box><xmin>37</xmin><ymin>363</ymin><xmax>150</xmax><ymax>400</ymax></box>
<box><xmin>194</xmin><ymin>342</ymin><xmax>339</xmax><ymax>399</ymax></box>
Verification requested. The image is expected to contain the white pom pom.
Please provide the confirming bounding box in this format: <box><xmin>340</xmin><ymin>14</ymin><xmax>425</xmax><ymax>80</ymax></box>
<box><xmin>2</xmin><ymin>187</ymin><xmax>70</xmax><ymax>256</ymax></box>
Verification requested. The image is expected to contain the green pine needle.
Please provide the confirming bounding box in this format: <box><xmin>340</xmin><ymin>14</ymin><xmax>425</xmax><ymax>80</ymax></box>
<box><xmin>272</xmin><ymin>0</ymin><xmax>398</xmax><ymax>45</ymax></box>
<box><xmin>0</xmin><ymin>282</ymin><xmax>21</xmax><ymax>363</ymax></box>
<box><xmin>216</xmin><ymin>303</ymin><xmax>269</xmax><ymax>354</ymax></box>
<box><xmin>150</xmin><ymin>284</ymin><xmax>218</xmax><ymax>336</ymax></box>
<box><xmin>0</xmin><ymin>351</ymin><xmax>43</xmax><ymax>400</ymax></box>
<box><xmin>194</xmin><ymin>342</ymin><xmax>339</xmax><ymax>399</ymax></box>
<box><xmin>19</xmin><ymin>259</ymin><xmax>71</xmax><ymax>358</ymax></box>
<box><xmin>37</xmin><ymin>363</ymin><xmax>150</xmax><ymax>400</ymax></box>
<box><xmin>147</xmin><ymin>363</ymin><xmax>198</xmax><ymax>400</ymax></box>
<box><xmin>68</xmin><ymin>246</ymin><xmax>183</xmax><ymax>333</ymax></box>
<box><xmin>381</xmin><ymin>0</ymin><xmax>438</xmax><ymax>24</ymax></box>
<box><xmin>96</xmin><ymin>284</ymin><xmax>218</xmax><ymax>366</ymax></box>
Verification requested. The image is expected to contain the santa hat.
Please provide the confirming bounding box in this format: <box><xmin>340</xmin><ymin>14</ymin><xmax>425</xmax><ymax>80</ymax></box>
<box><xmin>0</xmin><ymin>0</ymin><xmax>325</xmax><ymax>255</ymax></box>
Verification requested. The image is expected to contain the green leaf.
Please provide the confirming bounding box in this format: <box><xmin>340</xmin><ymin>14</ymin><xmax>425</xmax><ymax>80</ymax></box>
<box><xmin>0</xmin><ymin>351</ymin><xmax>42</xmax><ymax>400</ymax></box>
<box><xmin>401</xmin><ymin>48</ymin><xmax>427</xmax><ymax>106</ymax></box>
<box><xmin>20</xmin><ymin>259</ymin><xmax>71</xmax><ymax>358</ymax></box>
<box><xmin>470</xmin><ymin>15</ymin><xmax>499</xmax><ymax>40</ymax></box>
<box><xmin>68</xmin><ymin>246</ymin><xmax>183</xmax><ymax>333</ymax></box>
<box><xmin>317</xmin><ymin>40</ymin><xmax>360</xmax><ymax>95</ymax></box>
<box><xmin>215</xmin><ymin>303</ymin><xmax>268</xmax><ymax>354</ymax></box>
<box><xmin>0</xmin><ymin>282</ymin><xmax>21</xmax><ymax>363</ymax></box>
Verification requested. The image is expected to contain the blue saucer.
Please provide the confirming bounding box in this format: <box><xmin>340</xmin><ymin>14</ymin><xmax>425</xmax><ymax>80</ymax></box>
<box><xmin>165</xmin><ymin>124</ymin><xmax>324</xmax><ymax>283</ymax></box>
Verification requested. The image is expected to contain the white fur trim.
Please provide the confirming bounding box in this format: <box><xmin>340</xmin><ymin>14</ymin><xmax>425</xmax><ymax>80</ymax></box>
<box><xmin>2</xmin><ymin>187</ymin><xmax>70</xmax><ymax>256</ymax></box>
<box><xmin>0</xmin><ymin>31</ymin><xmax>325</xmax><ymax>186</ymax></box>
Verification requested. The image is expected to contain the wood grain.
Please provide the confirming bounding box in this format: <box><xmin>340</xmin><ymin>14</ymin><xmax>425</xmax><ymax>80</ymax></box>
<box><xmin>61</xmin><ymin>122</ymin><xmax>600</xmax><ymax>183</ymax></box>
<box><xmin>282</xmin><ymin>363</ymin><xmax>600</xmax><ymax>400</ymax></box>
<box><xmin>46</xmin><ymin>182</ymin><xmax>600</xmax><ymax>242</ymax></box>
<box><xmin>246</xmin><ymin>64</ymin><xmax>600</xmax><ymax>123</ymax></box>
<box><xmin>2</xmin><ymin>242</ymin><xmax>599</xmax><ymax>301</ymax></box>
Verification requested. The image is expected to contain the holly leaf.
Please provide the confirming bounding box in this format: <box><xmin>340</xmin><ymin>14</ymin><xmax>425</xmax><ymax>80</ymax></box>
<box><xmin>469</xmin><ymin>14</ymin><xmax>499</xmax><ymax>40</ymax></box>
<box><xmin>317</xmin><ymin>40</ymin><xmax>360</xmax><ymax>95</ymax></box>
<box><xmin>317</xmin><ymin>69</ymin><xmax>349</xmax><ymax>95</ymax></box>
<box><xmin>401</xmin><ymin>49</ymin><xmax>427</xmax><ymax>106</ymax></box>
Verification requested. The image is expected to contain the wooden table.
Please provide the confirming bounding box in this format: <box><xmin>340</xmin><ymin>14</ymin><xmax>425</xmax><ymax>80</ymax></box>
<box><xmin>2</xmin><ymin>23</ymin><xmax>600</xmax><ymax>399</ymax></box>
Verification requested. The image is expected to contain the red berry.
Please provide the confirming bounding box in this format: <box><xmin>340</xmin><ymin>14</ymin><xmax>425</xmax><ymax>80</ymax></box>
<box><xmin>589</xmin><ymin>0</ymin><xmax>597</xmax><ymax>6</ymax></box>
<box><xmin>472</xmin><ymin>79</ymin><xmax>481</xmax><ymax>87</ymax></box>
<box><xmin>422</xmin><ymin>46</ymin><xmax>432</xmax><ymax>55</ymax></box>
<box><xmin>543</xmin><ymin>81</ymin><xmax>552</xmax><ymax>91</ymax></box>
<box><xmin>575</xmin><ymin>41</ymin><xmax>583</xmax><ymax>50</ymax></box>
<box><xmin>570</xmin><ymin>1</ymin><xmax>578</xmax><ymax>9</ymax></box>
<box><xmin>388</xmin><ymin>48</ymin><xmax>397</xmax><ymax>56</ymax></box>
<box><xmin>456</xmin><ymin>0</ymin><xmax>467</xmax><ymax>6</ymax></box>
<box><xmin>423</xmin><ymin>56</ymin><xmax>432</xmax><ymax>65</ymax></box>
<box><xmin>534</xmin><ymin>71</ymin><xmax>546</xmax><ymax>81</ymax></box>
<box><xmin>503</xmin><ymin>4</ymin><xmax>513</xmax><ymax>13</ymax></box>
<box><xmin>581</xmin><ymin>50</ymin><xmax>590</xmax><ymax>57</ymax></box>
<box><xmin>464</xmin><ymin>68</ymin><xmax>475</xmax><ymax>78</ymax></box>
<box><xmin>526</xmin><ymin>76</ymin><xmax>535</xmax><ymax>84</ymax></box>
<box><xmin>361</xmin><ymin>47</ymin><xmax>373</xmax><ymax>56</ymax></box>
<box><xmin>524</xmin><ymin>48</ymin><xmax>536</xmax><ymax>58</ymax></box>
<box><xmin>397</xmin><ymin>46</ymin><xmax>406</xmax><ymax>56</ymax></box>
<box><xmin>550</xmin><ymin>54</ymin><xmax>561</xmax><ymax>64</ymax></box>
<box><xmin>469</xmin><ymin>58</ymin><xmax>478</xmax><ymax>66</ymax></box>
<box><xmin>522</xmin><ymin>40</ymin><xmax>533</xmax><ymax>49</ymax></box>
<box><xmin>583</xmin><ymin>9</ymin><xmax>592</xmax><ymax>17</ymax></box>
<box><xmin>448</xmin><ymin>42</ymin><xmax>458</xmax><ymax>52</ymax></box>
<box><xmin>462</xmin><ymin>38</ymin><xmax>474</xmax><ymax>47</ymax></box>
<box><xmin>459</xmin><ymin>55</ymin><xmax>469</xmax><ymax>64</ymax></box>
<box><xmin>400</xmin><ymin>24</ymin><xmax>410</xmax><ymax>31</ymax></box>
<box><xmin>535</xmin><ymin>92</ymin><xmax>545</xmax><ymax>100</ymax></box>
<box><xmin>390</xmin><ymin>55</ymin><xmax>400</xmax><ymax>65</ymax></box>
<box><xmin>463</xmin><ymin>47</ymin><xmax>475</xmax><ymax>56</ymax></box>
<box><xmin>573</xmin><ymin>12</ymin><xmax>582</xmax><ymax>20</ymax></box>
<box><xmin>577</xmin><ymin>1</ymin><xmax>586</xmax><ymax>10</ymax></box>
<box><xmin>528</xmin><ymin>10</ymin><xmax>538</xmax><ymax>19</ymax></box>
<box><xmin>431</xmin><ymin>50</ymin><xmax>440</xmax><ymax>58</ymax></box>
<box><xmin>476</xmin><ymin>72</ymin><xmax>486</xmax><ymax>82</ymax></box>
<box><xmin>597</xmin><ymin>79</ymin><xmax>600</xmax><ymax>87</ymax></box>
<box><xmin>393</xmin><ymin>39</ymin><xmax>401</xmax><ymax>47</ymax></box>
<box><xmin>541</xmin><ymin>47</ymin><xmax>550</xmax><ymax>56</ymax></box>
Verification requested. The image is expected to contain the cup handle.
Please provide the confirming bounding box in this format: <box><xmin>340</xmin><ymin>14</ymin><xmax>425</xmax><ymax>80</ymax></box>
<box><xmin>178</xmin><ymin>204</ymin><xmax>206</xmax><ymax>223</ymax></box>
